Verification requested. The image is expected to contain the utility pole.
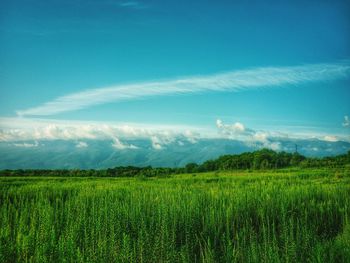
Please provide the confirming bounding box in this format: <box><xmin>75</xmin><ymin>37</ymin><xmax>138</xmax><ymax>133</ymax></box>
<box><xmin>295</xmin><ymin>144</ymin><xmax>298</xmax><ymax>154</ymax></box>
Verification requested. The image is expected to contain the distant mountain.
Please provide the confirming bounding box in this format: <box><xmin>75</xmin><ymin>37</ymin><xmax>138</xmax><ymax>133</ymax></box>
<box><xmin>0</xmin><ymin>138</ymin><xmax>349</xmax><ymax>169</ymax></box>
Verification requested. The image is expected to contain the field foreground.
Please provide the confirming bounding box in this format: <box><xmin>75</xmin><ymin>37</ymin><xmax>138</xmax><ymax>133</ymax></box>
<box><xmin>1</xmin><ymin>169</ymin><xmax>350</xmax><ymax>262</ymax></box>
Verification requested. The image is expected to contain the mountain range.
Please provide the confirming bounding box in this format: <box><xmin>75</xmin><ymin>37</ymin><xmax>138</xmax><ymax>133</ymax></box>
<box><xmin>1</xmin><ymin>138</ymin><xmax>349</xmax><ymax>169</ymax></box>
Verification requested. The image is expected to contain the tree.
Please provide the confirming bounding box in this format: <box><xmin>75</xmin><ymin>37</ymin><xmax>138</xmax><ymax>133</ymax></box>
<box><xmin>185</xmin><ymin>163</ymin><xmax>198</xmax><ymax>173</ymax></box>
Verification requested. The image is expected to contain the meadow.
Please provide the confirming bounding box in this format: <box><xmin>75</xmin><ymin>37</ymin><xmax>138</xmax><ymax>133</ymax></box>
<box><xmin>1</xmin><ymin>168</ymin><xmax>350</xmax><ymax>262</ymax></box>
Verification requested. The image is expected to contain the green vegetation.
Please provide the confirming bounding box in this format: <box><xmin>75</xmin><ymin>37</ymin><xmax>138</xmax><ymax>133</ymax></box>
<box><xmin>1</xmin><ymin>168</ymin><xmax>350</xmax><ymax>262</ymax></box>
<box><xmin>1</xmin><ymin>149</ymin><xmax>350</xmax><ymax>177</ymax></box>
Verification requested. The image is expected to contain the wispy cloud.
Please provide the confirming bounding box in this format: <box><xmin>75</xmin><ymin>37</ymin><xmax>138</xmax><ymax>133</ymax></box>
<box><xmin>118</xmin><ymin>1</ymin><xmax>147</xmax><ymax>9</ymax></box>
<box><xmin>76</xmin><ymin>141</ymin><xmax>88</xmax><ymax>148</ymax></box>
<box><xmin>16</xmin><ymin>62</ymin><xmax>350</xmax><ymax>117</ymax></box>
<box><xmin>343</xmin><ymin>115</ymin><xmax>350</xmax><ymax>128</ymax></box>
<box><xmin>13</xmin><ymin>141</ymin><xmax>39</xmax><ymax>148</ymax></box>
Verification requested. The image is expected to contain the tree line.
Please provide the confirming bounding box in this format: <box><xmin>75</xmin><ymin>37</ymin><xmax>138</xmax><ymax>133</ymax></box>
<box><xmin>1</xmin><ymin>149</ymin><xmax>349</xmax><ymax>177</ymax></box>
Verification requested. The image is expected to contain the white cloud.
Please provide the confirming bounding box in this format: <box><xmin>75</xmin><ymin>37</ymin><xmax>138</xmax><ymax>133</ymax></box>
<box><xmin>216</xmin><ymin>119</ymin><xmax>247</xmax><ymax>135</ymax></box>
<box><xmin>118</xmin><ymin>1</ymin><xmax>146</xmax><ymax>9</ymax></box>
<box><xmin>343</xmin><ymin>115</ymin><xmax>350</xmax><ymax>128</ymax></box>
<box><xmin>216</xmin><ymin>119</ymin><xmax>282</xmax><ymax>150</ymax></box>
<box><xmin>111</xmin><ymin>138</ymin><xmax>138</xmax><ymax>150</ymax></box>
<box><xmin>183</xmin><ymin>130</ymin><xmax>199</xmax><ymax>144</ymax></box>
<box><xmin>0</xmin><ymin>117</ymin><xmax>203</xmax><ymax>151</ymax></box>
<box><xmin>268</xmin><ymin>142</ymin><xmax>282</xmax><ymax>151</ymax></box>
<box><xmin>13</xmin><ymin>141</ymin><xmax>39</xmax><ymax>148</ymax></box>
<box><xmin>253</xmin><ymin>132</ymin><xmax>268</xmax><ymax>142</ymax></box>
<box><xmin>323</xmin><ymin>135</ymin><xmax>338</xmax><ymax>142</ymax></box>
<box><xmin>76</xmin><ymin>141</ymin><xmax>88</xmax><ymax>148</ymax></box>
<box><xmin>16</xmin><ymin>62</ymin><xmax>350</xmax><ymax>116</ymax></box>
<box><xmin>149</xmin><ymin>131</ymin><xmax>196</xmax><ymax>150</ymax></box>
<box><xmin>151</xmin><ymin>136</ymin><xmax>163</xmax><ymax>150</ymax></box>
<box><xmin>215</xmin><ymin>119</ymin><xmax>347</xmax><ymax>150</ymax></box>
<box><xmin>1</xmin><ymin>117</ymin><xmax>349</xmax><ymax>151</ymax></box>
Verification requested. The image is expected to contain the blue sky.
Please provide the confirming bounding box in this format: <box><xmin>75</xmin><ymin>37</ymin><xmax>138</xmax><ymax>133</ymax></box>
<box><xmin>0</xmin><ymin>0</ymin><xmax>350</xmax><ymax>142</ymax></box>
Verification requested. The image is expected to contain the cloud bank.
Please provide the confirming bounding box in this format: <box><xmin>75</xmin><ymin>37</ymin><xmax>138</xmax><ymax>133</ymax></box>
<box><xmin>215</xmin><ymin>119</ymin><xmax>350</xmax><ymax>150</ymax></box>
<box><xmin>0</xmin><ymin>118</ymin><xmax>201</xmax><ymax>150</ymax></box>
<box><xmin>16</xmin><ymin>62</ymin><xmax>350</xmax><ymax>116</ymax></box>
<box><xmin>1</xmin><ymin>118</ymin><xmax>348</xmax><ymax>151</ymax></box>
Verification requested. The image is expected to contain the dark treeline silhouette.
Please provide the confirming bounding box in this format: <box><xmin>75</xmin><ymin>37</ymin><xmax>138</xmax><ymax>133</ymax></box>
<box><xmin>1</xmin><ymin>149</ymin><xmax>349</xmax><ymax>177</ymax></box>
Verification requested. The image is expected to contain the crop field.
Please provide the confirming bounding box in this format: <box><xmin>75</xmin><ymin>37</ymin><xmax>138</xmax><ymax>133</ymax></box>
<box><xmin>1</xmin><ymin>168</ymin><xmax>350</xmax><ymax>262</ymax></box>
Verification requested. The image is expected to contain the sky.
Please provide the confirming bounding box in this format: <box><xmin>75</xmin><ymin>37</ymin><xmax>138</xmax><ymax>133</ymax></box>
<box><xmin>0</xmin><ymin>0</ymin><xmax>350</xmax><ymax>146</ymax></box>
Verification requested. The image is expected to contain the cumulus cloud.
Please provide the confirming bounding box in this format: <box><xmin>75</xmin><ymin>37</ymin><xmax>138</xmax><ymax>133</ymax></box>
<box><xmin>216</xmin><ymin>119</ymin><xmax>251</xmax><ymax>136</ymax></box>
<box><xmin>216</xmin><ymin>119</ymin><xmax>282</xmax><ymax>150</ymax></box>
<box><xmin>149</xmin><ymin>131</ymin><xmax>197</xmax><ymax>150</ymax></box>
<box><xmin>1</xmin><ymin>117</ymin><xmax>349</xmax><ymax>152</ymax></box>
<box><xmin>343</xmin><ymin>115</ymin><xmax>350</xmax><ymax>128</ymax></box>
<box><xmin>0</xmin><ymin>117</ymin><xmax>202</xmax><ymax>150</ymax></box>
<box><xmin>151</xmin><ymin>136</ymin><xmax>163</xmax><ymax>150</ymax></box>
<box><xmin>216</xmin><ymin>118</ymin><xmax>350</xmax><ymax>146</ymax></box>
<box><xmin>111</xmin><ymin>138</ymin><xmax>138</xmax><ymax>150</ymax></box>
<box><xmin>16</xmin><ymin>62</ymin><xmax>350</xmax><ymax>116</ymax></box>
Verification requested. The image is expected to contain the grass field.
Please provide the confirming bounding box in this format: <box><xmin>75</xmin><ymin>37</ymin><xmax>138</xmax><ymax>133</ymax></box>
<box><xmin>1</xmin><ymin>168</ymin><xmax>350</xmax><ymax>262</ymax></box>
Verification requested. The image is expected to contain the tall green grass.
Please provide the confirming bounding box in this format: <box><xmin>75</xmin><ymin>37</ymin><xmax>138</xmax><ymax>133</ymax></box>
<box><xmin>1</xmin><ymin>169</ymin><xmax>349</xmax><ymax>262</ymax></box>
